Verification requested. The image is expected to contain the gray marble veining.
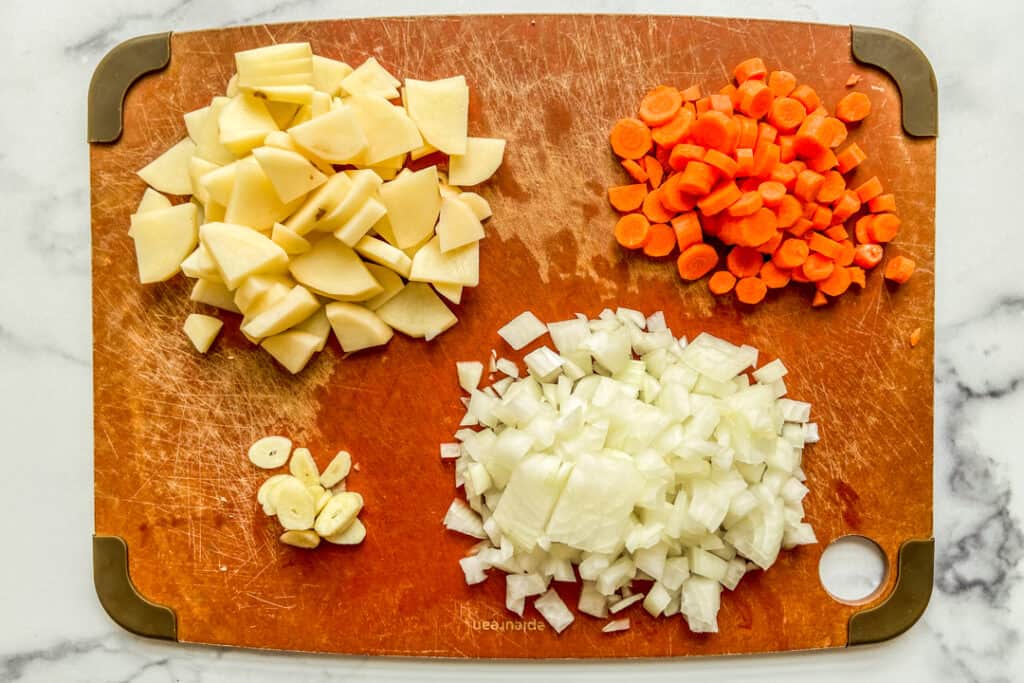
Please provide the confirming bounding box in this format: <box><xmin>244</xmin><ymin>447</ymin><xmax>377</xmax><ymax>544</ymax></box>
<box><xmin>1</xmin><ymin>0</ymin><xmax>1022</xmax><ymax>681</ymax></box>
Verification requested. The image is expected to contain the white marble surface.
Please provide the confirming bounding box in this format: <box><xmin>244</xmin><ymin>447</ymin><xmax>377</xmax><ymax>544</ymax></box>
<box><xmin>1</xmin><ymin>0</ymin><xmax>1021</xmax><ymax>680</ymax></box>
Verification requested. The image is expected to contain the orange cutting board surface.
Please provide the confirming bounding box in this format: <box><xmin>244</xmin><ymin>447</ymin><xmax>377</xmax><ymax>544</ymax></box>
<box><xmin>91</xmin><ymin>15</ymin><xmax>934</xmax><ymax>658</ymax></box>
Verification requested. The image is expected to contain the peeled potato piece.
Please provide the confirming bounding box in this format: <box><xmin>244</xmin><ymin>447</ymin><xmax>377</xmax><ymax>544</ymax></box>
<box><xmin>261</xmin><ymin>330</ymin><xmax>322</xmax><ymax>374</ymax></box>
<box><xmin>434</xmin><ymin>282</ymin><xmax>463</xmax><ymax>305</ymax></box>
<box><xmin>225</xmin><ymin>159</ymin><xmax>305</xmax><ymax>232</ymax></box>
<box><xmin>137</xmin><ymin>138</ymin><xmax>196</xmax><ymax>195</ymax></box>
<box><xmin>347</xmin><ymin>94</ymin><xmax>423</xmax><ymax>166</ymax></box>
<box><xmin>233</xmin><ymin>274</ymin><xmax>295</xmax><ymax>314</ymax></box>
<box><xmin>334</xmin><ymin>198</ymin><xmax>387</xmax><ymax>247</ymax></box>
<box><xmin>312</xmin><ymin>55</ymin><xmax>352</xmax><ymax>95</ymax></box>
<box><xmin>136</xmin><ymin>188</ymin><xmax>171</xmax><ymax>214</ymax></box>
<box><xmin>183</xmin><ymin>106</ymin><xmax>209</xmax><ymax>143</ymax></box>
<box><xmin>190</xmin><ymin>278</ymin><xmax>240</xmax><ymax>313</ymax></box>
<box><xmin>403</xmin><ymin>76</ymin><xmax>469</xmax><ymax>154</ymax></box>
<box><xmin>436</xmin><ymin>196</ymin><xmax>485</xmax><ymax>252</ymax></box>
<box><xmin>241</xmin><ymin>285</ymin><xmax>320</xmax><ymax>339</ymax></box>
<box><xmin>457</xmin><ymin>192</ymin><xmax>492</xmax><ymax>220</ymax></box>
<box><xmin>253</xmin><ymin>146</ymin><xmax>327</xmax><ymax>203</ymax></box>
<box><xmin>325</xmin><ymin>301</ymin><xmax>394</xmax><ymax>353</ymax></box>
<box><xmin>129</xmin><ymin>203</ymin><xmax>199</xmax><ymax>284</ymax></box>
<box><xmin>183</xmin><ymin>313</ymin><xmax>223</xmax><ymax>353</ymax></box>
<box><xmin>448</xmin><ymin>137</ymin><xmax>506</xmax><ymax>186</ymax></box>
<box><xmin>235</xmin><ymin>43</ymin><xmax>313</xmax><ymax>89</ymax></box>
<box><xmin>409</xmin><ymin>236</ymin><xmax>480</xmax><ymax>287</ymax></box>
<box><xmin>271</xmin><ymin>222</ymin><xmax>311</xmax><ymax>254</ymax></box>
<box><xmin>362</xmin><ymin>264</ymin><xmax>404</xmax><ymax>310</ymax></box>
<box><xmin>284</xmin><ymin>173</ymin><xmax>353</xmax><ymax>236</ymax></box>
<box><xmin>354</xmin><ymin>235</ymin><xmax>412</xmax><ymax>278</ymax></box>
<box><xmin>200</xmin><ymin>221</ymin><xmax>289</xmax><ymax>289</ymax></box>
<box><xmin>378</xmin><ymin>166</ymin><xmax>441</xmax><ymax>249</ymax></box>
<box><xmin>340</xmin><ymin>57</ymin><xmax>400</xmax><ymax>99</ymax></box>
<box><xmin>288</xmin><ymin>236</ymin><xmax>382</xmax><ymax>301</ymax></box>
<box><xmin>194</xmin><ymin>97</ymin><xmax>236</xmax><ymax>165</ymax></box>
<box><xmin>317</xmin><ymin>170</ymin><xmax>382</xmax><ymax>233</ymax></box>
<box><xmin>218</xmin><ymin>94</ymin><xmax>279</xmax><ymax>156</ymax></box>
<box><xmin>198</xmin><ymin>160</ymin><xmax>238</xmax><ymax>207</ymax></box>
<box><xmin>376</xmin><ymin>282</ymin><xmax>458</xmax><ymax>339</ymax></box>
<box><xmin>292</xmin><ymin>307</ymin><xmax>331</xmax><ymax>352</ymax></box>
<box><xmin>289</xmin><ymin>106</ymin><xmax>367</xmax><ymax>164</ymax></box>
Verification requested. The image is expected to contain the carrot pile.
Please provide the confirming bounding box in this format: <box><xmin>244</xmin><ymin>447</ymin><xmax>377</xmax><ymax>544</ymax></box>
<box><xmin>608</xmin><ymin>57</ymin><xmax>915</xmax><ymax>306</ymax></box>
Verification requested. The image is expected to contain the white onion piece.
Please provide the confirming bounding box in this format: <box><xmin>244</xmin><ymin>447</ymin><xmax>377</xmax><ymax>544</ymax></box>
<box><xmin>498</xmin><ymin>311</ymin><xmax>547</xmax><ymax>350</ymax></box>
<box><xmin>456</xmin><ymin>361</ymin><xmax>484</xmax><ymax>393</ymax></box>
<box><xmin>602</xmin><ymin>618</ymin><xmax>631</xmax><ymax>633</ymax></box>
<box><xmin>643</xmin><ymin>582</ymin><xmax>672</xmax><ymax>616</ymax></box>
<box><xmin>439</xmin><ymin>442</ymin><xmax>461</xmax><ymax>460</ymax></box>
<box><xmin>609</xmin><ymin>593</ymin><xmax>643</xmax><ymax>613</ymax></box>
<box><xmin>534</xmin><ymin>588</ymin><xmax>574</xmax><ymax>633</ymax></box>
<box><xmin>495</xmin><ymin>357</ymin><xmax>519</xmax><ymax>378</ymax></box>
<box><xmin>443</xmin><ymin>499</ymin><xmax>486</xmax><ymax>539</ymax></box>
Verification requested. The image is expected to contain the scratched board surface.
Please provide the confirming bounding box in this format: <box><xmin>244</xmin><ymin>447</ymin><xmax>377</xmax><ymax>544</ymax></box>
<box><xmin>91</xmin><ymin>15</ymin><xmax>934</xmax><ymax>657</ymax></box>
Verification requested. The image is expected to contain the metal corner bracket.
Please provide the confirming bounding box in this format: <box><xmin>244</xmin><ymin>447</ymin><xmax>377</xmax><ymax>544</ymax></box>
<box><xmin>851</xmin><ymin>25</ymin><xmax>938</xmax><ymax>137</ymax></box>
<box><xmin>848</xmin><ymin>538</ymin><xmax>934</xmax><ymax>646</ymax></box>
<box><xmin>93</xmin><ymin>535</ymin><xmax>177</xmax><ymax>640</ymax></box>
<box><xmin>88</xmin><ymin>32</ymin><xmax>172</xmax><ymax>143</ymax></box>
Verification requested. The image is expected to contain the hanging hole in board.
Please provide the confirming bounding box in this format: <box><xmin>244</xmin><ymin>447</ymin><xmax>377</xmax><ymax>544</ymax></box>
<box><xmin>818</xmin><ymin>535</ymin><xmax>888</xmax><ymax>604</ymax></box>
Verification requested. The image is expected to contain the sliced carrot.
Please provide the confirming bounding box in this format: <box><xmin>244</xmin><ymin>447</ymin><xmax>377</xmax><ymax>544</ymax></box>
<box><xmin>757</xmin><ymin>181</ymin><xmax>787</xmax><ymax>208</ymax></box>
<box><xmin>808</xmin><ymin>232</ymin><xmax>843</xmax><ymax>260</ymax></box>
<box><xmin>832</xmin><ymin>190</ymin><xmax>862</xmax><ymax>222</ymax></box>
<box><xmin>661</xmin><ymin>175</ymin><xmax>699</xmax><ymax>213</ymax></box>
<box><xmin>695</xmin><ymin>96</ymin><xmax>711</xmax><ymax>115</ymax></box>
<box><xmin>825</xmin><ymin>225</ymin><xmax>849</xmax><ymax>241</ymax></box>
<box><xmin>651</xmin><ymin>109</ymin><xmax>695</xmax><ymax>148</ymax></box>
<box><xmin>794</xmin><ymin>169</ymin><xmax>826</xmax><ymax>202</ymax></box>
<box><xmin>691</xmin><ymin>110</ymin><xmax>733</xmax><ymax>151</ymax></box>
<box><xmin>835</xmin><ymin>91</ymin><xmax>871</xmax><ymax>123</ymax></box>
<box><xmin>818</xmin><ymin>265</ymin><xmax>852</xmax><ymax>296</ymax></box>
<box><xmin>789</xmin><ymin>217</ymin><xmax>814</xmax><ymax>238</ymax></box>
<box><xmin>823</xmin><ymin>117</ymin><xmax>848</xmax><ymax>148</ymax></box>
<box><xmin>655</xmin><ymin>143</ymin><xmax>672</xmax><ymax>169</ymax></box>
<box><xmin>884</xmin><ymin>255</ymin><xmax>915</xmax><ymax>283</ymax></box>
<box><xmin>778</xmin><ymin>134</ymin><xmax>797</xmax><ymax>163</ymax></box>
<box><xmin>737</xmin><ymin>79</ymin><xmax>774</xmax><ymax>119</ymax></box>
<box><xmin>734</xmin><ymin>57</ymin><xmax>768</xmax><ymax>83</ymax></box>
<box><xmin>709</xmin><ymin>93</ymin><xmax>734</xmax><ymax>115</ymax></box>
<box><xmin>789</xmin><ymin>159</ymin><xmax>807</xmax><ymax>174</ymax></box>
<box><xmin>737</xmin><ymin>116</ymin><xmax>759</xmax><ymax>149</ymax></box>
<box><xmin>854</xmin><ymin>215</ymin><xmax>876</xmax><ymax>244</ymax></box>
<box><xmin>739</xmin><ymin>207</ymin><xmax>778</xmax><ymax>246</ymax></box>
<box><xmin>868</xmin><ymin>193</ymin><xmax>897</xmax><ymax>213</ymax></box>
<box><xmin>848</xmin><ymin>265</ymin><xmax>866</xmax><ymax>287</ymax></box>
<box><xmin>708</xmin><ymin>213</ymin><xmax>731</xmax><ymax>241</ymax></box>
<box><xmin>769</xmin><ymin>162</ymin><xmax>798</xmax><ymax>189</ymax></box>
<box><xmin>621</xmin><ymin>158</ymin><xmax>648</xmax><ymax>183</ymax></box>
<box><xmin>753</xmin><ymin>143</ymin><xmax>781</xmax><ymax>178</ymax></box>
<box><xmin>681</xmin><ymin>84</ymin><xmax>702</xmax><ymax>102</ymax></box>
<box><xmin>756</xmin><ymin>122</ymin><xmax>779</xmax><ymax>148</ymax></box>
<box><xmin>854</xmin><ymin>176</ymin><xmax>884</xmax><ymax>202</ymax></box>
<box><xmin>677</xmin><ymin>243</ymin><xmax>719</xmax><ymax>280</ymax></box>
<box><xmin>869</xmin><ymin>213</ymin><xmax>901</xmax><ymax>243</ymax></box>
<box><xmin>726</xmin><ymin>245</ymin><xmax>764</xmax><ymax>277</ymax></box>
<box><xmin>672</xmin><ymin>211</ymin><xmax>703</xmax><ymax>251</ymax></box>
<box><xmin>853</xmin><ymin>243</ymin><xmax>883</xmax><ymax>269</ymax></box>
<box><xmin>735</xmin><ymin>276</ymin><xmax>768</xmax><ymax>304</ymax></box>
<box><xmin>756</xmin><ymin>230</ymin><xmax>784</xmax><ymax>254</ymax></box>
<box><xmin>738</xmin><ymin>176</ymin><xmax>762</xmax><ymax>193</ymax></box>
<box><xmin>669</xmin><ymin>143</ymin><xmax>706</xmax><ymax>171</ymax></box>
<box><xmin>760</xmin><ymin>260</ymin><xmax>792</xmax><ymax>288</ymax></box>
<box><xmin>678</xmin><ymin>161</ymin><xmax>717</xmax><ymax>195</ymax></box>
<box><xmin>790</xmin><ymin>84</ymin><xmax>821</xmax><ymax>113</ymax></box>
<box><xmin>709</xmin><ymin>270</ymin><xmax>737</xmax><ymax>295</ymax></box>
<box><xmin>608</xmin><ymin>184</ymin><xmax>648</xmax><ymax>212</ymax></box>
<box><xmin>807</xmin><ymin>148</ymin><xmax>838</xmax><ymax>173</ymax></box>
<box><xmin>792</xmin><ymin>267</ymin><xmax>811</xmax><ymax>284</ymax></box>
<box><xmin>610</xmin><ymin>117</ymin><xmax>653</xmax><ymax>159</ymax></box>
<box><xmin>767</xmin><ymin>70</ymin><xmax>797</xmax><ymax>97</ymax></box>
<box><xmin>643</xmin><ymin>223</ymin><xmax>677</xmax><ymax>257</ymax></box>
<box><xmin>728</xmin><ymin>191</ymin><xmax>764</xmax><ymax>217</ymax></box>
<box><xmin>639</xmin><ymin>86</ymin><xmax>684</xmax><ymax>126</ymax></box>
<box><xmin>697</xmin><ymin>180</ymin><xmax>742</xmax><ymax>216</ymax></box>
<box><xmin>776</xmin><ymin>194</ymin><xmax>803</xmax><ymax>228</ymax></box>
<box><xmin>768</xmin><ymin>97</ymin><xmax>805</xmax><ymax>132</ymax></box>
<box><xmin>704</xmin><ymin>148</ymin><xmax>739</xmax><ymax>178</ymax></box>
<box><xmin>836</xmin><ymin>143</ymin><xmax>867</xmax><ymax>173</ymax></box>
<box><xmin>801</xmin><ymin>252</ymin><xmax>834</xmax><ymax>282</ymax></box>
<box><xmin>802</xmin><ymin>200</ymin><xmax>820</xmax><ymax>219</ymax></box>
<box><xmin>815</xmin><ymin>170</ymin><xmax>846</xmax><ymax>204</ymax></box>
<box><xmin>810</xmin><ymin>205</ymin><xmax>833</xmax><ymax>230</ymax></box>
<box><xmin>836</xmin><ymin>239</ymin><xmax>856</xmax><ymax>267</ymax></box>
<box><xmin>643</xmin><ymin>188</ymin><xmax>676</xmax><ymax>223</ymax></box>
<box><xmin>735</xmin><ymin>148</ymin><xmax>755</xmax><ymax>176</ymax></box>
<box><xmin>812</xmin><ymin>290</ymin><xmax>828</xmax><ymax>307</ymax></box>
<box><xmin>794</xmin><ymin>115</ymin><xmax>831</xmax><ymax>159</ymax></box>
<box><xmin>644</xmin><ymin>156</ymin><xmax>664</xmax><ymax>189</ymax></box>
<box><xmin>615</xmin><ymin>213</ymin><xmax>651</xmax><ymax>249</ymax></box>
<box><xmin>773</xmin><ymin>237</ymin><xmax>810</xmax><ymax>268</ymax></box>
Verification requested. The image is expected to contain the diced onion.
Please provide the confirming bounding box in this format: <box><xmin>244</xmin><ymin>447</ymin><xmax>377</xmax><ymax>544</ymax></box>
<box><xmin>602</xmin><ymin>618</ymin><xmax>630</xmax><ymax>633</ymax></box>
<box><xmin>457</xmin><ymin>361</ymin><xmax>483</xmax><ymax>393</ymax></box>
<box><xmin>534</xmin><ymin>588</ymin><xmax>574</xmax><ymax>633</ymax></box>
<box><xmin>498</xmin><ymin>311</ymin><xmax>547</xmax><ymax>350</ymax></box>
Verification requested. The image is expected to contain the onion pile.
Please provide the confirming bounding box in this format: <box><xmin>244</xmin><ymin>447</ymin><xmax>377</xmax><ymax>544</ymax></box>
<box><xmin>442</xmin><ymin>309</ymin><xmax>818</xmax><ymax>634</ymax></box>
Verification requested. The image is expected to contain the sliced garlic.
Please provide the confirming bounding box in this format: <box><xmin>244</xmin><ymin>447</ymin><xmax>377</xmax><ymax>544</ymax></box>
<box><xmin>280</xmin><ymin>529</ymin><xmax>320</xmax><ymax>549</ymax></box>
<box><xmin>314</xmin><ymin>491</ymin><xmax>363</xmax><ymax>536</ymax></box>
<box><xmin>269</xmin><ymin>477</ymin><xmax>316</xmax><ymax>530</ymax></box>
<box><xmin>256</xmin><ymin>474</ymin><xmax>293</xmax><ymax>515</ymax></box>
<box><xmin>289</xmin><ymin>447</ymin><xmax>320</xmax><ymax>487</ymax></box>
<box><xmin>315</xmin><ymin>489</ymin><xmax>333</xmax><ymax>514</ymax></box>
<box><xmin>319</xmin><ymin>450</ymin><xmax>352</xmax><ymax>488</ymax></box>
<box><xmin>324</xmin><ymin>518</ymin><xmax>366</xmax><ymax>545</ymax></box>
<box><xmin>247</xmin><ymin>435</ymin><xmax>292</xmax><ymax>469</ymax></box>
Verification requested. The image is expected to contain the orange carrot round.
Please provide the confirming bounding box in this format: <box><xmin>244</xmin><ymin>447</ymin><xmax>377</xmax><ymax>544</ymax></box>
<box><xmin>854</xmin><ymin>176</ymin><xmax>884</xmax><ymax>203</ymax></box>
<box><xmin>739</xmin><ymin>207</ymin><xmax>778</xmax><ymax>246</ymax></box>
<box><xmin>773</xmin><ymin>238</ymin><xmax>810</xmax><ymax>269</ymax></box>
<box><xmin>769</xmin><ymin>162</ymin><xmax>797</xmax><ymax>189</ymax></box>
<box><xmin>681</xmin><ymin>84</ymin><xmax>701</xmax><ymax>102</ymax></box>
<box><xmin>831</xmin><ymin>190</ymin><xmax>862</xmax><ymax>222</ymax></box>
<box><xmin>651</xmin><ymin>109</ymin><xmax>694</xmax><ymax>147</ymax></box>
<box><xmin>734</xmin><ymin>57</ymin><xmax>768</xmax><ymax>83</ymax></box>
<box><xmin>767</xmin><ymin>70</ymin><xmax>797</xmax><ymax>97</ymax></box>
<box><xmin>794</xmin><ymin>169</ymin><xmax>826</xmax><ymax>202</ymax></box>
<box><xmin>672</xmin><ymin>212</ymin><xmax>703</xmax><ymax>251</ymax></box>
<box><xmin>868</xmin><ymin>193</ymin><xmax>897</xmax><ymax>213</ymax></box>
<box><xmin>836</xmin><ymin>240</ymin><xmax>856</xmax><ymax>267</ymax></box>
<box><xmin>807</xmin><ymin>148</ymin><xmax>838</xmax><ymax>173</ymax></box>
<box><xmin>697</xmin><ymin>180</ymin><xmax>742</xmax><ymax>216</ymax></box>
<box><xmin>691</xmin><ymin>111</ymin><xmax>734</xmax><ymax>151</ymax></box>
<box><xmin>810</xmin><ymin>205</ymin><xmax>833</xmax><ymax>230</ymax></box>
<box><xmin>643</xmin><ymin>156</ymin><xmax>664</xmax><ymax>189</ymax></box>
<box><xmin>869</xmin><ymin>213</ymin><xmax>901</xmax><ymax>243</ymax></box>
<box><xmin>776</xmin><ymin>194</ymin><xmax>803</xmax><ymax>228</ymax></box>
<box><xmin>709</xmin><ymin>93</ymin><xmax>734</xmax><ymax>115</ymax></box>
<box><xmin>610</xmin><ymin>118</ymin><xmax>653</xmax><ymax>159</ymax></box>
<box><xmin>728</xmin><ymin>191</ymin><xmax>764</xmax><ymax>217</ymax></box>
<box><xmin>726</xmin><ymin>246</ymin><xmax>763</xmax><ymax>278</ymax></box>
<box><xmin>737</xmin><ymin>116</ymin><xmax>759</xmax><ymax>149</ymax></box>
<box><xmin>669</xmin><ymin>143</ymin><xmax>706</xmax><ymax>171</ymax></box>
<box><xmin>767</xmin><ymin>97</ymin><xmax>805</xmax><ymax>132</ymax></box>
<box><xmin>801</xmin><ymin>252</ymin><xmax>835</xmax><ymax>282</ymax></box>
<box><xmin>756</xmin><ymin>230</ymin><xmax>784</xmax><ymax>255</ymax></box>
<box><xmin>815</xmin><ymin>170</ymin><xmax>846</xmax><ymax>204</ymax></box>
<box><xmin>735</xmin><ymin>276</ymin><xmax>768</xmax><ymax>304</ymax></box>
<box><xmin>643</xmin><ymin>188</ymin><xmax>676</xmax><ymax>223</ymax></box>
<box><xmin>884</xmin><ymin>255</ymin><xmax>915</xmax><ymax>283</ymax></box>
<box><xmin>678</xmin><ymin>160</ymin><xmax>717</xmax><ymax>196</ymax></box>
<box><xmin>621</xmin><ymin>158</ymin><xmax>648</xmax><ymax>183</ymax></box>
<box><xmin>677</xmin><ymin>243</ymin><xmax>719</xmax><ymax>280</ymax></box>
<box><xmin>823</xmin><ymin>117</ymin><xmax>848</xmax><ymax>148</ymax></box>
<box><xmin>817</xmin><ymin>265</ymin><xmax>852</xmax><ymax>296</ymax></box>
<box><xmin>757</xmin><ymin>181</ymin><xmax>787</xmax><ymax>207</ymax></box>
<box><xmin>836</xmin><ymin>143</ymin><xmax>867</xmax><ymax>173</ymax></box>
<box><xmin>615</xmin><ymin>213</ymin><xmax>651</xmax><ymax>249</ymax></box>
<box><xmin>608</xmin><ymin>184</ymin><xmax>648</xmax><ymax>212</ymax></box>
<box><xmin>734</xmin><ymin>148</ymin><xmax>755</xmax><ymax>176</ymax></box>
<box><xmin>835</xmin><ymin>92</ymin><xmax>871</xmax><ymax>123</ymax></box>
<box><xmin>643</xmin><ymin>223</ymin><xmax>677</xmax><ymax>257</ymax></box>
<box><xmin>854</xmin><ymin>215</ymin><xmax>876</xmax><ymax>244</ymax></box>
<box><xmin>737</xmin><ymin>79</ymin><xmax>774</xmax><ymax>119</ymax></box>
<box><xmin>708</xmin><ymin>270</ymin><xmax>737</xmax><ymax>295</ymax></box>
<box><xmin>639</xmin><ymin>86</ymin><xmax>684</xmax><ymax>126</ymax></box>
<box><xmin>759</xmin><ymin>260</ymin><xmax>792</xmax><ymax>288</ymax></box>
<box><xmin>848</xmin><ymin>266</ymin><xmax>867</xmax><ymax>287</ymax></box>
<box><xmin>790</xmin><ymin>84</ymin><xmax>821</xmax><ymax>113</ymax></box>
<box><xmin>704</xmin><ymin>148</ymin><xmax>739</xmax><ymax>178</ymax></box>
<box><xmin>794</xmin><ymin>115</ymin><xmax>831</xmax><ymax>158</ymax></box>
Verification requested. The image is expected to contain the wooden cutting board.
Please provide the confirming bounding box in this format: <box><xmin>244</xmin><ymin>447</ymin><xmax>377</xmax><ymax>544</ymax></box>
<box><xmin>90</xmin><ymin>15</ymin><xmax>936</xmax><ymax>658</ymax></box>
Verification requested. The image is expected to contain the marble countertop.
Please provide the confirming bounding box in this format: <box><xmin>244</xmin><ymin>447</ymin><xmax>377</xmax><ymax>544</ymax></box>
<box><xmin>2</xmin><ymin>0</ymin><xmax>1021</xmax><ymax>680</ymax></box>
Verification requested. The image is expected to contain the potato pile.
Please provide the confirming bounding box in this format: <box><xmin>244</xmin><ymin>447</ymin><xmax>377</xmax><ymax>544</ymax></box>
<box><xmin>130</xmin><ymin>43</ymin><xmax>505</xmax><ymax>373</ymax></box>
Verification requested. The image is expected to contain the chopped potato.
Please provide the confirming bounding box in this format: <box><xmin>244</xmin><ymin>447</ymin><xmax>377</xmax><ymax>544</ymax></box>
<box><xmin>340</xmin><ymin>57</ymin><xmax>400</xmax><ymax>99</ymax></box>
<box><xmin>376</xmin><ymin>282</ymin><xmax>457</xmax><ymax>339</ymax></box>
<box><xmin>410</xmin><ymin>236</ymin><xmax>480</xmax><ymax>287</ymax></box>
<box><xmin>129</xmin><ymin>203</ymin><xmax>199</xmax><ymax>283</ymax></box>
<box><xmin>137</xmin><ymin>138</ymin><xmax>196</xmax><ymax>195</ymax></box>
<box><xmin>288</xmin><ymin>236</ymin><xmax>382</xmax><ymax>301</ymax></box>
<box><xmin>448</xmin><ymin>137</ymin><xmax>506</xmax><ymax>186</ymax></box>
<box><xmin>404</xmin><ymin>76</ymin><xmax>469</xmax><ymax>155</ymax></box>
<box><xmin>325</xmin><ymin>302</ymin><xmax>394</xmax><ymax>353</ymax></box>
<box><xmin>183</xmin><ymin>313</ymin><xmax>223</xmax><ymax>353</ymax></box>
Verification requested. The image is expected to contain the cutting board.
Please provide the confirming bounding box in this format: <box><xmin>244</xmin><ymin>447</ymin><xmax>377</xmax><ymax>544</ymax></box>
<box><xmin>90</xmin><ymin>15</ymin><xmax>936</xmax><ymax>658</ymax></box>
